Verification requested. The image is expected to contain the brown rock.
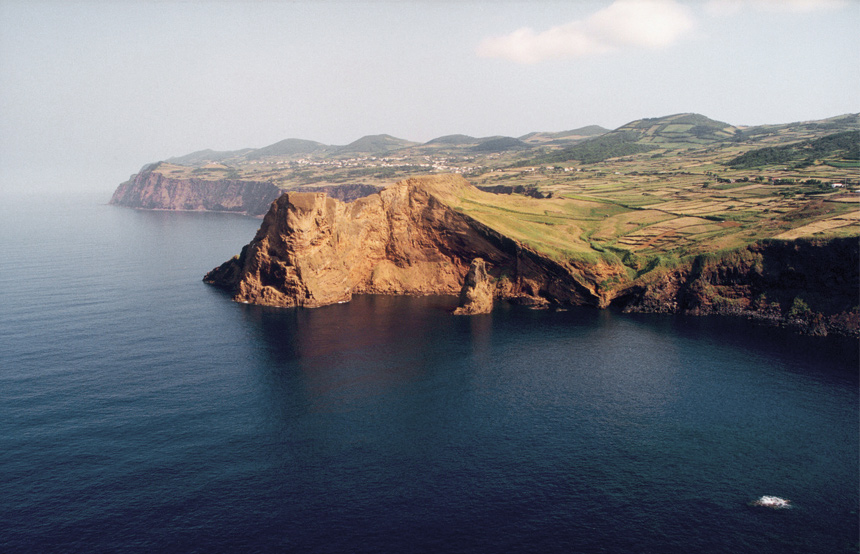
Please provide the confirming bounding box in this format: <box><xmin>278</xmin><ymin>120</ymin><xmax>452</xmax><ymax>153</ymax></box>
<box><xmin>204</xmin><ymin>175</ymin><xmax>611</xmax><ymax>310</ymax></box>
<box><xmin>454</xmin><ymin>258</ymin><xmax>494</xmax><ymax>315</ymax></box>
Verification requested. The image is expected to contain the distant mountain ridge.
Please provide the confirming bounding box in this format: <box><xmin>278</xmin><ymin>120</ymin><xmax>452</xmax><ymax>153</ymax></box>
<box><xmin>515</xmin><ymin>112</ymin><xmax>860</xmax><ymax>166</ymax></box>
<box><xmin>162</xmin><ymin>125</ymin><xmax>614</xmax><ymax>167</ymax></box>
<box><xmin>160</xmin><ymin>113</ymin><xmax>859</xmax><ymax>168</ymax></box>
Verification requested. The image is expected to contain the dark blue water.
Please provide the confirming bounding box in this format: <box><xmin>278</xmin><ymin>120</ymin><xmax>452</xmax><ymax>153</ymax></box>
<box><xmin>1</xmin><ymin>192</ymin><xmax>857</xmax><ymax>553</ymax></box>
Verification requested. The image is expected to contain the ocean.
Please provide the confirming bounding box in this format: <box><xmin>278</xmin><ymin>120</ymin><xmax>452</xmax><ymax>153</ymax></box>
<box><xmin>0</xmin><ymin>192</ymin><xmax>857</xmax><ymax>553</ymax></box>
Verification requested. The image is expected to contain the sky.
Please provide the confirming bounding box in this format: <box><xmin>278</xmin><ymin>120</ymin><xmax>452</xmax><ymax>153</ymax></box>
<box><xmin>0</xmin><ymin>0</ymin><xmax>857</xmax><ymax>194</ymax></box>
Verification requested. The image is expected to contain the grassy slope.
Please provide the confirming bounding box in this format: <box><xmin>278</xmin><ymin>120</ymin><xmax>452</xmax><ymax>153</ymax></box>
<box><xmin>426</xmin><ymin>169</ymin><xmax>858</xmax><ymax>278</ymax></box>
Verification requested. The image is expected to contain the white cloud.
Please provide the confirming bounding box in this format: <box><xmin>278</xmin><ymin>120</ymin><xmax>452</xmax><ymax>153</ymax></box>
<box><xmin>476</xmin><ymin>0</ymin><xmax>696</xmax><ymax>64</ymax></box>
<box><xmin>705</xmin><ymin>0</ymin><xmax>848</xmax><ymax>16</ymax></box>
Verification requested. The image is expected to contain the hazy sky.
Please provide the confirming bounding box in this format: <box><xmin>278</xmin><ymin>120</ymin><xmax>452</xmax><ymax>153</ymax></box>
<box><xmin>1</xmin><ymin>0</ymin><xmax>857</xmax><ymax>193</ymax></box>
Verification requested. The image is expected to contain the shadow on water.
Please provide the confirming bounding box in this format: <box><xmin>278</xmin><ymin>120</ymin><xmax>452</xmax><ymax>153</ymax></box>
<box><xmin>619</xmin><ymin>309</ymin><xmax>859</xmax><ymax>381</ymax></box>
<box><xmin>222</xmin><ymin>297</ymin><xmax>858</xmax><ymax>554</ymax></box>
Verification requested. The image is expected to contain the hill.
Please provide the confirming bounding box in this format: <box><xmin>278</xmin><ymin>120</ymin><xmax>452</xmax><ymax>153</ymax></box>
<box><xmin>519</xmin><ymin>129</ymin><xmax>657</xmax><ymax>165</ymax></box>
<box><xmin>335</xmin><ymin>134</ymin><xmax>419</xmax><ymax>155</ymax></box>
<box><xmin>424</xmin><ymin>134</ymin><xmax>480</xmax><ymax>146</ymax></box>
<box><xmin>617</xmin><ymin>113</ymin><xmax>738</xmax><ymax>144</ymax></box>
<box><xmin>245</xmin><ymin>138</ymin><xmax>328</xmax><ymax>160</ymax></box>
<box><xmin>471</xmin><ymin>136</ymin><xmax>531</xmax><ymax>153</ymax></box>
<box><xmin>116</xmin><ymin>113</ymin><xmax>860</xmax><ymax>251</ymax></box>
<box><xmin>520</xmin><ymin>125</ymin><xmax>610</xmax><ymax>143</ymax></box>
<box><xmin>516</xmin><ymin>113</ymin><xmax>739</xmax><ymax>165</ymax></box>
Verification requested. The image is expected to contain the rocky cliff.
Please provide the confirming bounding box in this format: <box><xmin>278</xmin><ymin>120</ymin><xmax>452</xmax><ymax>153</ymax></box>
<box><xmin>204</xmin><ymin>175</ymin><xmax>859</xmax><ymax>336</ymax></box>
<box><xmin>110</xmin><ymin>164</ymin><xmax>281</xmax><ymax>216</ymax></box>
<box><xmin>618</xmin><ymin>238</ymin><xmax>860</xmax><ymax>336</ymax></box>
<box><xmin>203</xmin><ymin>175</ymin><xmax>618</xmax><ymax>309</ymax></box>
<box><xmin>111</xmin><ymin>166</ymin><xmax>383</xmax><ymax>217</ymax></box>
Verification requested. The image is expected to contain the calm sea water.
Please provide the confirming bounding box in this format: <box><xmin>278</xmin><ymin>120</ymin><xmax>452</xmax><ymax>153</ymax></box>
<box><xmin>0</xmin><ymin>192</ymin><xmax>857</xmax><ymax>553</ymax></box>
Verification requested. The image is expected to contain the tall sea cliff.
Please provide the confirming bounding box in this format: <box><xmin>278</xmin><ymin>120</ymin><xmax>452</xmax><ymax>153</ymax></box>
<box><xmin>110</xmin><ymin>164</ymin><xmax>383</xmax><ymax>217</ymax></box>
<box><xmin>204</xmin><ymin>175</ymin><xmax>859</xmax><ymax>336</ymax></box>
<box><xmin>110</xmin><ymin>164</ymin><xmax>281</xmax><ymax>216</ymax></box>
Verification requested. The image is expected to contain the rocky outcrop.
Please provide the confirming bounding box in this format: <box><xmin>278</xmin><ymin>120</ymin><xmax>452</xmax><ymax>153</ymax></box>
<box><xmin>204</xmin><ymin>175</ymin><xmax>618</xmax><ymax>309</ymax></box>
<box><xmin>454</xmin><ymin>258</ymin><xmax>494</xmax><ymax>315</ymax></box>
<box><xmin>110</xmin><ymin>165</ymin><xmax>281</xmax><ymax>216</ymax></box>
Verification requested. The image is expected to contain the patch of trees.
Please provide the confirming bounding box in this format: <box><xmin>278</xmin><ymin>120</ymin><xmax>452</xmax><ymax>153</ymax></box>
<box><xmin>519</xmin><ymin>130</ymin><xmax>657</xmax><ymax>165</ymax></box>
<box><xmin>471</xmin><ymin>137</ymin><xmax>529</xmax><ymax>153</ymax></box>
<box><xmin>726</xmin><ymin>131</ymin><xmax>860</xmax><ymax>169</ymax></box>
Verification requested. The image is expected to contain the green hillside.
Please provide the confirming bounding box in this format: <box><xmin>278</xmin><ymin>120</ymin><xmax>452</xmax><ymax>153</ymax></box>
<box><xmin>517</xmin><ymin>114</ymin><xmax>740</xmax><ymax>165</ymax></box>
<box><xmin>471</xmin><ymin>137</ymin><xmax>530</xmax><ymax>153</ymax></box>
<box><xmin>520</xmin><ymin>125</ymin><xmax>610</xmax><ymax>143</ymax></box>
<box><xmin>614</xmin><ymin>113</ymin><xmax>738</xmax><ymax>144</ymax></box>
<box><xmin>424</xmin><ymin>134</ymin><xmax>480</xmax><ymax>146</ymax></box>
<box><xmin>518</xmin><ymin>130</ymin><xmax>657</xmax><ymax>165</ymax></box>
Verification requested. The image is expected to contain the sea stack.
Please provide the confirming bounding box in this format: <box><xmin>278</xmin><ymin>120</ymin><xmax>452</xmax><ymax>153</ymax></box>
<box><xmin>454</xmin><ymin>258</ymin><xmax>494</xmax><ymax>315</ymax></box>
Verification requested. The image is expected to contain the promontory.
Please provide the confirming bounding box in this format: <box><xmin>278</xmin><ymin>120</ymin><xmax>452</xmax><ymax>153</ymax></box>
<box><xmin>204</xmin><ymin>174</ymin><xmax>859</xmax><ymax>336</ymax></box>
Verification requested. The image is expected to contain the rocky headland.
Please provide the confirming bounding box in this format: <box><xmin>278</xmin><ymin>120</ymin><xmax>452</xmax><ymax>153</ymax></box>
<box><xmin>110</xmin><ymin>164</ymin><xmax>282</xmax><ymax>216</ymax></box>
<box><xmin>110</xmin><ymin>164</ymin><xmax>381</xmax><ymax>217</ymax></box>
<box><xmin>203</xmin><ymin>175</ymin><xmax>608</xmax><ymax>309</ymax></box>
<box><xmin>204</xmin><ymin>175</ymin><xmax>859</xmax><ymax>336</ymax></box>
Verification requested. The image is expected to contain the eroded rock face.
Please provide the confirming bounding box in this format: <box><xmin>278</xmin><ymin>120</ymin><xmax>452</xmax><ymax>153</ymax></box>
<box><xmin>204</xmin><ymin>175</ymin><xmax>611</xmax><ymax>309</ymax></box>
<box><xmin>454</xmin><ymin>258</ymin><xmax>494</xmax><ymax>315</ymax></box>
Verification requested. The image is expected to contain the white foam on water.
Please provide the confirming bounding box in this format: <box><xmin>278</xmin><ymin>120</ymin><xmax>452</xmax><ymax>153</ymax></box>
<box><xmin>751</xmin><ymin>495</ymin><xmax>791</xmax><ymax>509</ymax></box>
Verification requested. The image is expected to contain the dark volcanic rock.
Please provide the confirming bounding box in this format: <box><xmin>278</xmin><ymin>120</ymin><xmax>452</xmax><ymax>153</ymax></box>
<box><xmin>618</xmin><ymin>238</ymin><xmax>860</xmax><ymax>337</ymax></box>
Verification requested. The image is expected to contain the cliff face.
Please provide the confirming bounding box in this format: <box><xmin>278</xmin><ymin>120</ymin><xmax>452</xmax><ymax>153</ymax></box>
<box><xmin>111</xmin><ymin>167</ymin><xmax>384</xmax><ymax>217</ymax></box>
<box><xmin>204</xmin><ymin>174</ymin><xmax>859</xmax><ymax>335</ymax></box>
<box><xmin>619</xmin><ymin>238</ymin><xmax>859</xmax><ymax>335</ymax></box>
<box><xmin>110</xmin><ymin>166</ymin><xmax>282</xmax><ymax>216</ymax></box>
<box><xmin>204</xmin><ymin>175</ymin><xmax>619</xmax><ymax>309</ymax></box>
